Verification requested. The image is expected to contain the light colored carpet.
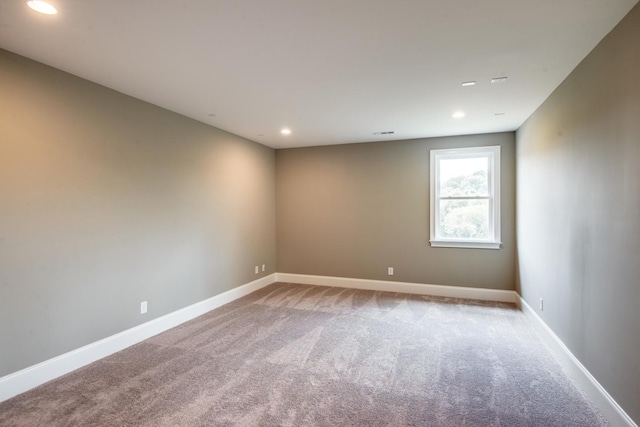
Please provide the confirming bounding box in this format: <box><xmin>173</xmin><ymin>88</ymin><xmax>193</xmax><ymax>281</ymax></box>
<box><xmin>0</xmin><ymin>282</ymin><xmax>607</xmax><ymax>426</ymax></box>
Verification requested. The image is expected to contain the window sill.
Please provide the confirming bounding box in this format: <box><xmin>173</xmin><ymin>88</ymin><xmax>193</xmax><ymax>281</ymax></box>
<box><xmin>429</xmin><ymin>240</ymin><xmax>502</xmax><ymax>250</ymax></box>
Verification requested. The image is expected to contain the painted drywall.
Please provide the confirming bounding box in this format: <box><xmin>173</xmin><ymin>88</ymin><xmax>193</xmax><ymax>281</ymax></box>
<box><xmin>516</xmin><ymin>2</ymin><xmax>640</xmax><ymax>422</ymax></box>
<box><xmin>276</xmin><ymin>133</ymin><xmax>516</xmax><ymax>290</ymax></box>
<box><xmin>0</xmin><ymin>49</ymin><xmax>276</xmax><ymax>378</ymax></box>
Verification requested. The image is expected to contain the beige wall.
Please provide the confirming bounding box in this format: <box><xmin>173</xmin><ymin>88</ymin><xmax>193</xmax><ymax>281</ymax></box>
<box><xmin>276</xmin><ymin>133</ymin><xmax>516</xmax><ymax>290</ymax></box>
<box><xmin>0</xmin><ymin>49</ymin><xmax>276</xmax><ymax>377</ymax></box>
<box><xmin>516</xmin><ymin>3</ymin><xmax>640</xmax><ymax>422</ymax></box>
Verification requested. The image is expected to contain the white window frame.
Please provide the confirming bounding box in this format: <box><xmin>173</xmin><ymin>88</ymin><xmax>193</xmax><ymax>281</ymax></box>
<box><xmin>429</xmin><ymin>145</ymin><xmax>501</xmax><ymax>249</ymax></box>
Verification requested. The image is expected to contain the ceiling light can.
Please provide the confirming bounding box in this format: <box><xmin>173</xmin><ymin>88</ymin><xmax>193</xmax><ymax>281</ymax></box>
<box><xmin>27</xmin><ymin>1</ymin><xmax>58</xmax><ymax>15</ymax></box>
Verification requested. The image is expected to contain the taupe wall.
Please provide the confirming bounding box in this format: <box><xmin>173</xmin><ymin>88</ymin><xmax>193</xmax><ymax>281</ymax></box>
<box><xmin>276</xmin><ymin>133</ymin><xmax>516</xmax><ymax>290</ymax></box>
<box><xmin>0</xmin><ymin>49</ymin><xmax>276</xmax><ymax>377</ymax></box>
<box><xmin>516</xmin><ymin>3</ymin><xmax>640</xmax><ymax>422</ymax></box>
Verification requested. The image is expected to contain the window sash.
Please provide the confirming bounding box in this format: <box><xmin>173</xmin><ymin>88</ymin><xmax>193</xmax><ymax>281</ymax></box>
<box><xmin>438</xmin><ymin>196</ymin><xmax>490</xmax><ymax>200</ymax></box>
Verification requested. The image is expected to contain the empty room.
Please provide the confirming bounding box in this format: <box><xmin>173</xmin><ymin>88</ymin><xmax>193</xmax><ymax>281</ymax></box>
<box><xmin>1</xmin><ymin>0</ymin><xmax>639</xmax><ymax>426</ymax></box>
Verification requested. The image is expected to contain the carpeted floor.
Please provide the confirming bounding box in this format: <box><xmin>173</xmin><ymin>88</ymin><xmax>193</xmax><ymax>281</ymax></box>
<box><xmin>0</xmin><ymin>282</ymin><xmax>607</xmax><ymax>426</ymax></box>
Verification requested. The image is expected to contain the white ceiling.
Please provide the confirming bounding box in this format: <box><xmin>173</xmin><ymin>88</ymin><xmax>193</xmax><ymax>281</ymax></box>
<box><xmin>1</xmin><ymin>0</ymin><xmax>637</xmax><ymax>149</ymax></box>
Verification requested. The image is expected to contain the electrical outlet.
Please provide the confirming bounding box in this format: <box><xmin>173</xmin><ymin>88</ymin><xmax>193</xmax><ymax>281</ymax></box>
<box><xmin>388</xmin><ymin>267</ymin><xmax>394</xmax><ymax>276</ymax></box>
<box><xmin>262</xmin><ymin>264</ymin><xmax>265</xmax><ymax>272</ymax></box>
<box><xmin>255</xmin><ymin>266</ymin><xmax>259</xmax><ymax>274</ymax></box>
<box><xmin>539</xmin><ymin>298</ymin><xmax>544</xmax><ymax>312</ymax></box>
<box><xmin>140</xmin><ymin>301</ymin><xmax>148</xmax><ymax>314</ymax></box>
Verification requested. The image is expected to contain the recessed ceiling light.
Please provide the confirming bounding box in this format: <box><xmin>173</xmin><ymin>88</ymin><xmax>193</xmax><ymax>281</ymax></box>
<box><xmin>452</xmin><ymin>111</ymin><xmax>465</xmax><ymax>118</ymax></box>
<box><xmin>491</xmin><ymin>77</ymin><xmax>508</xmax><ymax>83</ymax></box>
<box><xmin>461</xmin><ymin>81</ymin><xmax>476</xmax><ymax>87</ymax></box>
<box><xmin>281</xmin><ymin>128</ymin><xmax>291</xmax><ymax>135</ymax></box>
<box><xmin>27</xmin><ymin>1</ymin><xmax>57</xmax><ymax>15</ymax></box>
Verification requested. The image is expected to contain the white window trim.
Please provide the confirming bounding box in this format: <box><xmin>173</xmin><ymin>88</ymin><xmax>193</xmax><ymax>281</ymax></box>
<box><xmin>429</xmin><ymin>145</ymin><xmax>501</xmax><ymax>250</ymax></box>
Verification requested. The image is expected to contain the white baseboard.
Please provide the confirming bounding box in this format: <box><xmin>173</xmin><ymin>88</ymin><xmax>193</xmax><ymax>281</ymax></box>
<box><xmin>275</xmin><ymin>272</ymin><xmax>519</xmax><ymax>303</ymax></box>
<box><xmin>0</xmin><ymin>273</ymin><xmax>276</xmax><ymax>403</ymax></box>
<box><xmin>519</xmin><ymin>297</ymin><xmax>636</xmax><ymax>427</ymax></box>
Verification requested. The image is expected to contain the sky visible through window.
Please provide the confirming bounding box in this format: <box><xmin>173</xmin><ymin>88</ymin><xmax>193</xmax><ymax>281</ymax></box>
<box><xmin>440</xmin><ymin>157</ymin><xmax>487</xmax><ymax>183</ymax></box>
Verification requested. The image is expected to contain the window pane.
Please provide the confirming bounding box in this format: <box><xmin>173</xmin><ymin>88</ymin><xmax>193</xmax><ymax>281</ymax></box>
<box><xmin>439</xmin><ymin>157</ymin><xmax>488</xmax><ymax>197</ymax></box>
<box><xmin>438</xmin><ymin>199</ymin><xmax>489</xmax><ymax>240</ymax></box>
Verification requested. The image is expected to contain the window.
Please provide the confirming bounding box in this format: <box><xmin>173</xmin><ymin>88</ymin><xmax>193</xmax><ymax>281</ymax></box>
<box><xmin>430</xmin><ymin>146</ymin><xmax>501</xmax><ymax>249</ymax></box>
